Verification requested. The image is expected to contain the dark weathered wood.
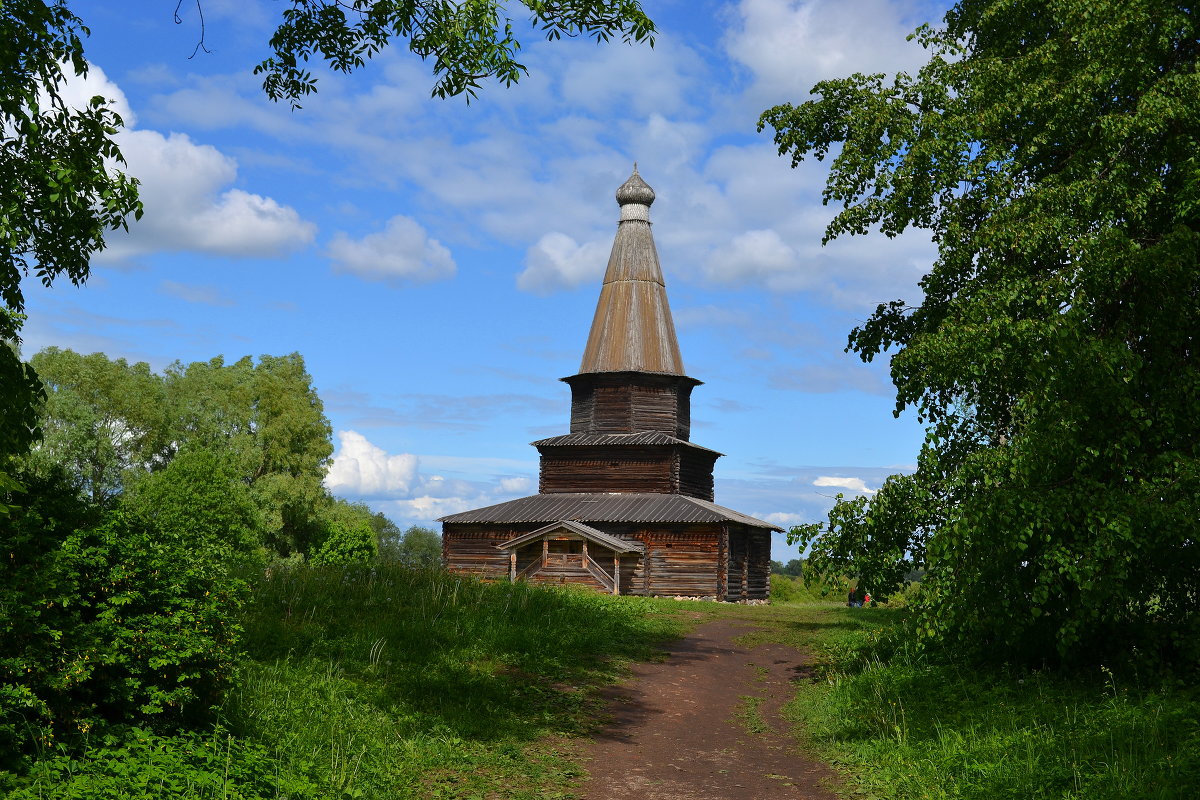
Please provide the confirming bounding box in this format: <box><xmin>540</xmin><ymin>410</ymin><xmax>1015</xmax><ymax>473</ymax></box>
<box><xmin>565</xmin><ymin>373</ymin><xmax>697</xmax><ymax>439</ymax></box>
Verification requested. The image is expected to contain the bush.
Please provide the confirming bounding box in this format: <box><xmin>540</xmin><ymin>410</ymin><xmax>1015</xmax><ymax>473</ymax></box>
<box><xmin>4</xmin><ymin>726</ymin><xmax>323</xmax><ymax>800</ymax></box>
<box><xmin>0</xmin><ymin>473</ymin><xmax>249</xmax><ymax>766</ymax></box>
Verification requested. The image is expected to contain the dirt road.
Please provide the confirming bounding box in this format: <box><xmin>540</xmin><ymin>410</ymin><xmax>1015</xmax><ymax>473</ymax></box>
<box><xmin>580</xmin><ymin>617</ymin><xmax>841</xmax><ymax>800</ymax></box>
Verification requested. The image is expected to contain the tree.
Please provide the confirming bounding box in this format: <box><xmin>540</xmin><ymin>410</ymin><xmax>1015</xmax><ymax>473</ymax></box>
<box><xmin>381</xmin><ymin>524</ymin><xmax>442</xmax><ymax>568</ymax></box>
<box><xmin>761</xmin><ymin>0</ymin><xmax>1200</xmax><ymax>663</ymax></box>
<box><xmin>769</xmin><ymin>559</ymin><xmax>804</xmax><ymax>577</ymax></box>
<box><xmin>121</xmin><ymin>445</ymin><xmax>266</xmax><ymax>570</ymax></box>
<box><xmin>255</xmin><ymin>0</ymin><xmax>656</xmax><ymax>106</ymax></box>
<box><xmin>25</xmin><ymin>347</ymin><xmax>170</xmax><ymax>505</ymax></box>
<box><xmin>0</xmin><ymin>1</ymin><xmax>140</xmax><ymax>498</ymax></box>
<box><xmin>25</xmin><ymin>348</ymin><xmax>335</xmax><ymax>558</ymax></box>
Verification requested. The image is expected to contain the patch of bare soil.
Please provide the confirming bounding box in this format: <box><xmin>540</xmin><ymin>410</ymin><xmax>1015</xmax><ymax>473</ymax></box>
<box><xmin>579</xmin><ymin>618</ymin><xmax>840</xmax><ymax>800</ymax></box>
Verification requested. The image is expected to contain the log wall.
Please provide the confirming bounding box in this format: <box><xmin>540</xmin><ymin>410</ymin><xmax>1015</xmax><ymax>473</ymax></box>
<box><xmin>676</xmin><ymin>449</ymin><xmax>717</xmax><ymax>500</ymax></box>
<box><xmin>630</xmin><ymin>527</ymin><xmax>722</xmax><ymax>597</ymax></box>
<box><xmin>538</xmin><ymin>446</ymin><xmax>674</xmax><ymax>493</ymax></box>
<box><xmin>725</xmin><ymin>525</ymin><xmax>772</xmax><ymax>600</ymax></box>
<box><xmin>443</xmin><ymin>522</ymin><xmax>769</xmax><ymax>600</ymax></box>
<box><xmin>566</xmin><ymin>373</ymin><xmax>695</xmax><ymax>439</ymax></box>
<box><xmin>443</xmin><ymin>524</ymin><xmax>537</xmax><ymax>575</ymax></box>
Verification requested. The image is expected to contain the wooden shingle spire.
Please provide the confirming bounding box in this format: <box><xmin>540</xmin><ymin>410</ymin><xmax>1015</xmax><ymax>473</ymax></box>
<box><xmin>578</xmin><ymin>166</ymin><xmax>684</xmax><ymax>375</ymax></box>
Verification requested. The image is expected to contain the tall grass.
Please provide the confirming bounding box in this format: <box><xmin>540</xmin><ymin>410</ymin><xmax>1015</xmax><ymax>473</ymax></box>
<box><xmin>223</xmin><ymin>564</ymin><xmax>679</xmax><ymax>798</ymax></box>
<box><xmin>4</xmin><ymin>564</ymin><xmax>680</xmax><ymax>799</ymax></box>
<box><xmin>779</xmin><ymin>608</ymin><xmax>1200</xmax><ymax>800</ymax></box>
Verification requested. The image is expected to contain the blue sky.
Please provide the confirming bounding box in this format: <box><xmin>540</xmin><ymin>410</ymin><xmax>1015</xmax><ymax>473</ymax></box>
<box><xmin>25</xmin><ymin>0</ymin><xmax>949</xmax><ymax>560</ymax></box>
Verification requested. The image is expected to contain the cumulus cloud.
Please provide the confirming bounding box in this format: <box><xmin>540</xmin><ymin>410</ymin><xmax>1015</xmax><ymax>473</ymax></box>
<box><xmin>325</xmin><ymin>432</ymin><xmax>537</xmax><ymax>523</ymax></box>
<box><xmin>518</xmin><ymin>232</ymin><xmax>608</xmax><ymax>293</ymax></box>
<box><xmin>54</xmin><ymin>61</ymin><xmax>137</xmax><ymax>125</ymax></box>
<box><xmin>328</xmin><ymin>215</ymin><xmax>456</xmax><ymax>285</ymax></box>
<box><xmin>58</xmin><ymin>63</ymin><xmax>317</xmax><ymax>264</ymax></box>
<box><xmin>724</xmin><ymin>0</ymin><xmax>931</xmax><ymax>103</ymax></box>
<box><xmin>705</xmin><ymin>229</ymin><xmax>810</xmax><ymax>290</ymax></box>
<box><xmin>813</xmin><ymin>475</ymin><xmax>876</xmax><ymax>494</ymax></box>
<box><xmin>325</xmin><ymin>430</ymin><xmax>420</xmax><ymax>498</ymax></box>
<box><xmin>105</xmin><ymin>130</ymin><xmax>316</xmax><ymax>262</ymax></box>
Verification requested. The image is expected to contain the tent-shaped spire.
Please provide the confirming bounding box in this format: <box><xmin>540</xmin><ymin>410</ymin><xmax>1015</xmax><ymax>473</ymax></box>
<box><xmin>578</xmin><ymin>166</ymin><xmax>684</xmax><ymax>375</ymax></box>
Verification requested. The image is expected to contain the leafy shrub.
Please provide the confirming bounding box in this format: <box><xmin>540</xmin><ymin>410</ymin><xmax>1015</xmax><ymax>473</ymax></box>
<box><xmin>770</xmin><ymin>572</ymin><xmax>850</xmax><ymax>604</ymax></box>
<box><xmin>0</xmin><ymin>471</ymin><xmax>248</xmax><ymax>766</ymax></box>
<box><xmin>4</xmin><ymin>725</ymin><xmax>323</xmax><ymax>800</ymax></box>
<box><xmin>309</xmin><ymin>518</ymin><xmax>376</xmax><ymax>566</ymax></box>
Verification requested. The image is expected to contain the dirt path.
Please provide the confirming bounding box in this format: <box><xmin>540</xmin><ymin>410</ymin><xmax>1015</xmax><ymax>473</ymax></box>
<box><xmin>579</xmin><ymin>617</ymin><xmax>841</xmax><ymax>800</ymax></box>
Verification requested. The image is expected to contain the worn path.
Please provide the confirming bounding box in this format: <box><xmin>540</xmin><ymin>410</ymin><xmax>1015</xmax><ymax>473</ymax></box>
<box><xmin>579</xmin><ymin>617</ymin><xmax>841</xmax><ymax>800</ymax></box>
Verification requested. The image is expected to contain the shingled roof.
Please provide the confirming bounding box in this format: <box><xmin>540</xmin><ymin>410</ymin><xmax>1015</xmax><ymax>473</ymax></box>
<box><xmin>578</xmin><ymin>166</ymin><xmax>684</xmax><ymax>375</ymax></box>
<box><xmin>439</xmin><ymin>492</ymin><xmax>782</xmax><ymax>531</ymax></box>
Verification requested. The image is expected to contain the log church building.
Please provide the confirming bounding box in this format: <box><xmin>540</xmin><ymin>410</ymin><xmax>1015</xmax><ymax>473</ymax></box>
<box><xmin>439</xmin><ymin>167</ymin><xmax>778</xmax><ymax>600</ymax></box>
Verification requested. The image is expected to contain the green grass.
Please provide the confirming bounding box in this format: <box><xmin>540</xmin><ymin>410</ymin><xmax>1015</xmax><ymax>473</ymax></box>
<box><xmin>9</xmin><ymin>571</ymin><xmax>1197</xmax><ymax>799</ymax></box>
<box><xmin>749</xmin><ymin>602</ymin><xmax>1200</xmax><ymax>800</ymax></box>
<box><xmin>4</xmin><ymin>564</ymin><xmax>681</xmax><ymax>799</ymax></box>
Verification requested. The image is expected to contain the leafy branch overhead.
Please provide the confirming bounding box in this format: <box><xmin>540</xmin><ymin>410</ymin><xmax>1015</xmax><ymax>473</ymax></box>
<box><xmin>255</xmin><ymin>0</ymin><xmax>657</xmax><ymax>106</ymax></box>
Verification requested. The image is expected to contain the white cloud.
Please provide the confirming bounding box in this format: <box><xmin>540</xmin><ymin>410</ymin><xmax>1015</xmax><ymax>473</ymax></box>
<box><xmin>813</xmin><ymin>475</ymin><xmax>876</xmax><ymax>494</ymax></box>
<box><xmin>54</xmin><ymin>61</ymin><xmax>137</xmax><ymax>126</ymax></box>
<box><xmin>326</xmin><ymin>430</ymin><xmax>420</xmax><ymax>498</ymax></box>
<box><xmin>724</xmin><ymin>0</ymin><xmax>931</xmax><ymax>104</ymax></box>
<box><xmin>757</xmin><ymin>511</ymin><xmax>808</xmax><ymax>528</ymax></box>
<box><xmin>498</xmin><ymin>476</ymin><xmax>534</xmax><ymax>494</ymax></box>
<box><xmin>518</xmin><ymin>232</ymin><xmax>608</xmax><ymax>293</ymax></box>
<box><xmin>56</xmin><ymin>63</ymin><xmax>317</xmax><ymax>264</ymax></box>
<box><xmin>705</xmin><ymin>229</ymin><xmax>809</xmax><ymax>290</ymax></box>
<box><xmin>100</xmin><ymin>129</ymin><xmax>316</xmax><ymax>262</ymax></box>
<box><xmin>328</xmin><ymin>215</ymin><xmax>456</xmax><ymax>285</ymax></box>
<box><xmin>557</xmin><ymin>36</ymin><xmax>705</xmax><ymax>118</ymax></box>
<box><xmin>325</xmin><ymin>432</ymin><xmax>537</xmax><ymax>522</ymax></box>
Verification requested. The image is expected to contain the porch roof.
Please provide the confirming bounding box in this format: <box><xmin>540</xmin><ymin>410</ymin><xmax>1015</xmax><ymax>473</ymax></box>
<box><xmin>495</xmin><ymin>519</ymin><xmax>644</xmax><ymax>554</ymax></box>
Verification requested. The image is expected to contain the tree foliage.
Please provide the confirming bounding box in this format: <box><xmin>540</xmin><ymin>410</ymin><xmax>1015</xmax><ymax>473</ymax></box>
<box><xmin>0</xmin><ymin>469</ymin><xmax>248</xmax><ymax>765</ymax></box>
<box><xmin>762</xmin><ymin>0</ymin><xmax>1200</xmax><ymax>664</ymax></box>
<box><xmin>255</xmin><ymin>0</ymin><xmax>656</xmax><ymax>106</ymax></box>
<box><xmin>27</xmin><ymin>348</ymin><xmax>170</xmax><ymax>505</ymax></box>
<box><xmin>26</xmin><ymin>348</ymin><xmax>334</xmax><ymax>559</ymax></box>
<box><xmin>380</xmin><ymin>524</ymin><xmax>442</xmax><ymax>567</ymax></box>
<box><xmin>0</xmin><ymin>1</ymin><xmax>140</xmax><ymax>497</ymax></box>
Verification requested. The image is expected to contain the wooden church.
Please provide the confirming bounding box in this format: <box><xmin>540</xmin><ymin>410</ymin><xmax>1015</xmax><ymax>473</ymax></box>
<box><xmin>439</xmin><ymin>167</ymin><xmax>779</xmax><ymax>600</ymax></box>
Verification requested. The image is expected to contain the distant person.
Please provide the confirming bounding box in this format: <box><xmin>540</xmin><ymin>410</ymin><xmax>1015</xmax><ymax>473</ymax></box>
<box><xmin>864</xmin><ymin>592</ymin><xmax>872</xmax><ymax>606</ymax></box>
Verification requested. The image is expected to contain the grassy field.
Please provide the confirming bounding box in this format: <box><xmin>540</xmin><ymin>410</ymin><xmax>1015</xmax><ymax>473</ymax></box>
<box><xmin>5</xmin><ymin>569</ymin><xmax>1197</xmax><ymax>799</ymax></box>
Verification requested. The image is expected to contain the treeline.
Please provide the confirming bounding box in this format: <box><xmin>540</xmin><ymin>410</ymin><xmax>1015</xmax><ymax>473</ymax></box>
<box><xmin>23</xmin><ymin>347</ymin><xmax>385</xmax><ymax>564</ymax></box>
<box><xmin>0</xmin><ymin>347</ymin><xmax>432</xmax><ymax>772</ymax></box>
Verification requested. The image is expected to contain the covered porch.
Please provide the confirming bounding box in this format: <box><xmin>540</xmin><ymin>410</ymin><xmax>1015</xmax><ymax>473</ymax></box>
<box><xmin>496</xmin><ymin>520</ymin><xmax>643</xmax><ymax>594</ymax></box>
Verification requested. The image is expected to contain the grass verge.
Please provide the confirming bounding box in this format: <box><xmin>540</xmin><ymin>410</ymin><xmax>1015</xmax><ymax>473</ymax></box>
<box><xmin>757</xmin><ymin>602</ymin><xmax>1200</xmax><ymax>800</ymax></box>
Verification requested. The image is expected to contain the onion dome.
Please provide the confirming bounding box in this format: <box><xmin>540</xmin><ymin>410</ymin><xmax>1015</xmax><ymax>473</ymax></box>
<box><xmin>615</xmin><ymin>164</ymin><xmax>656</xmax><ymax>207</ymax></box>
